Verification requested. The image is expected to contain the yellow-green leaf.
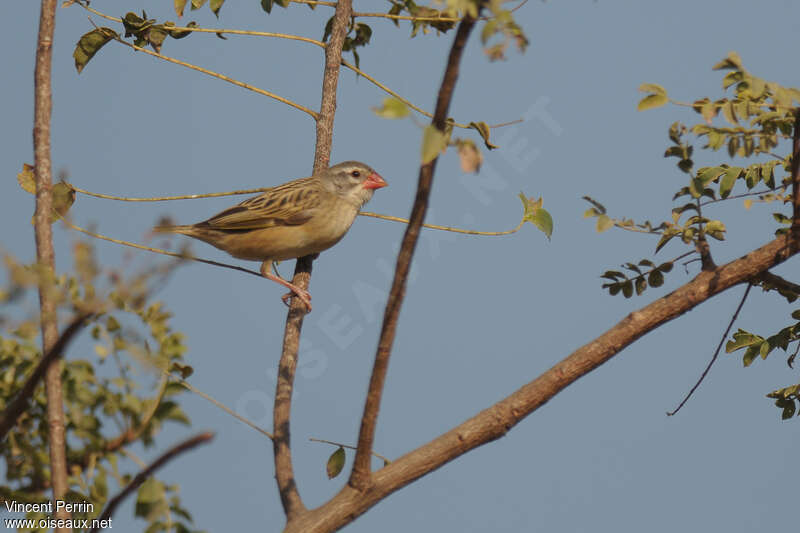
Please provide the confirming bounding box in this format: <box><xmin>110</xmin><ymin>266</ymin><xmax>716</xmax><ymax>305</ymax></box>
<box><xmin>421</xmin><ymin>125</ymin><xmax>448</xmax><ymax>164</ymax></box>
<box><xmin>326</xmin><ymin>447</ymin><xmax>346</xmax><ymax>479</ymax></box>
<box><xmin>637</xmin><ymin>93</ymin><xmax>668</xmax><ymax>111</ymax></box>
<box><xmin>174</xmin><ymin>0</ymin><xmax>187</xmax><ymax>17</ymax></box>
<box><xmin>596</xmin><ymin>214</ymin><xmax>614</xmax><ymax>233</ymax></box>
<box><xmin>17</xmin><ymin>163</ymin><xmax>35</xmax><ymax>194</ymax></box>
<box><xmin>638</xmin><ymin>83</ymin><xmax>667</xmax><ymax>96</ymax></box>
<box><xmin>519</xmin><ymin>193</ymin><xmax>553</xmax><ymax>240</ymax></box>
<box><xmin>468</xmin><ymin>121</ymin><xmax>498</xmax><ymax>150</ymax></box>
<box><xmin>372</xmin><ymin>97</ymin><xmax>410</xmax><ymax>119</ymax></box>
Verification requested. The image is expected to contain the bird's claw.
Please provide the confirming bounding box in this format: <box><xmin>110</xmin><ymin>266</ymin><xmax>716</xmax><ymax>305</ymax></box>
<box><xmin>281</xmin><ymin>288</ymin><xmax>312</xmax><ymax>312</ymax></box>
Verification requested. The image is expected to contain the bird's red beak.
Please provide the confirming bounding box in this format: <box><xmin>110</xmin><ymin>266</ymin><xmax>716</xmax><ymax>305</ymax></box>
<box><xmin>363</xmin><ymin>172</ymin><xmax>387</xmax><ymax>190</ymax></box>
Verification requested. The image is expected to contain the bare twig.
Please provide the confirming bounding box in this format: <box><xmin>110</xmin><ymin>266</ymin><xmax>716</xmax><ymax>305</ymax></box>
<box><xmin>273</xmin><ymin>0</ymin><xmax>353</xmax><ymax>521</ymax></box>
<box><xmin>32</xmin><ymin>0</ymin><xmax>71</xmax><ymax>526</ymax></box>
<box><xmin>350</xmin><ymin>14</ymin><xmax>478</xmax><ymax>491</ymax></box>
<box><xmin>63</xmin><ymin>218</ymin><xmax>264</xmax><ymax>278</ymax></box>
<box><xmin>89</xmin><ymin>432</ymin><xmax>214</xmax><ymax>532</ymax></box>
<box><xmin>309</xmin><ymin>437</ymin><xmax>391</xmax><ymax>465</ymax></box>
<box><xmin>667</xmin><ymin>283</ymin><xmax>752</xmax><ymax>416</ymax></box>
<box><xmin>0</xmin><ymin>313</ymin><xmax>93</xmax><ymax>440</ymax></box>
<box><xmin>102</xmin><ymin>28</ymin><xmax>319</xmax><ymax>120</ymax></box>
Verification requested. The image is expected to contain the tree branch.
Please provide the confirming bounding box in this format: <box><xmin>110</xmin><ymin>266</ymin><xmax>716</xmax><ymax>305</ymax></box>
<box><xmin>88</xmin><ymin>432</ymin><xmax>214</xmax><ymax>532</ymax></box>
<box><xmin>0</xmin><ymin>313</ymin><xmax>93</xmax><ymax>441</ymax></box>
<box><xmin>32</xmin><ymin>0</ymin><xmax>70</xmax><ymax>526</ymax></box>
<box><xmin>350</xmin><ymin>14</ymin><xmax>477</xmax><ymax>491</ymax></box>
<box><xmin>791</xmin><ymin>109</ymin><xmax>800</xmax><ymax>232</ymax></box>
<box><xmin>274</xmin><ymin>0</ymin><xmax>353</xmax><ymax>521</ymax></box>
<box><xmin>286</xmin><ymin>233</ymin><xmax>799</xmax><ymax>533</ymax></box>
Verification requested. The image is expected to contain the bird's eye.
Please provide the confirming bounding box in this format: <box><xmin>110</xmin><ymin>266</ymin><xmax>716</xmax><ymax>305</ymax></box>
<box><xmin>350</xmin><ymin>170</ymin><xmax>361</xmax><ymax>178</ymax></box>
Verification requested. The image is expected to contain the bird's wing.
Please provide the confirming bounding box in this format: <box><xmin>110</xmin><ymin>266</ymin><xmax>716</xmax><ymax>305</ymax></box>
<box><xmin>200</xmin><ymin>176</ymin><xmax>323</xmax><ymax>230</ymax></box>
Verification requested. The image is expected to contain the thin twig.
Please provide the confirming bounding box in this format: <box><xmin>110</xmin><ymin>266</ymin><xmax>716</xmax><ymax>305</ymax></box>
<box><xmin>700</xmin><ymin>187</ymin><xmax>784</xmax><ymax>207</ymax></box>
<box><xmin>76</xmin><ymin>2</ymin><xmax>326</xmax><ymax>47</ymax></box>
<box><xmin>0</xmin><ymin>313</ymin><xmax>93</xmax><ymax>440</ymax></box>
<box><xmin>360</xmin><ymin>211</ymin><xmax>524</xmax><ymax>236</ymax></box>
<box><xmin>68</xmin><ymin>184</ymin><xmax>524</xmax><ymax>236</ymax></box>
<box><xmin>89</xmin><ymin>432</ymin><xmax>214</xmax><ymax>532</ymax></box>
<box><xmin>69</xmin><ymin>183</ymin><xmax>272</xmax><ymax>201</ymax></box>
<box><xmin>350</xmin><ymin>13</ymin><xmax>478</xmax><ymax>491</ymax></box>
<box><xmin>99</xmin><ymin>27</ymin><xmax>319</xmax><ymax>119</ymax></box>
<box><xmin>667</xmin><ymin>283</ymin><xmax>752</xmax><ymax>416</ymax></box>
<box><xmin>166</xmin><ymin>371</ymin><xmax>273</xmax><ymax>440</ymax></box>
<box><xmin>309</xmin><ymin>437</ymin><xmax>391</xmax><ymax>465</ymax></box>
<box><xmin>61</xmin><ymin>218</ymin><xmax>264</xmax><ymax>278</ymax></box>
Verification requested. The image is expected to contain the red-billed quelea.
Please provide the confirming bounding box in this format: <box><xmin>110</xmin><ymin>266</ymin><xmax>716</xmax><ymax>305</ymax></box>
<box><xmin>155</xmin><ymin>161</ymin><xmax>387</xmax><ymax>311</ymax></box>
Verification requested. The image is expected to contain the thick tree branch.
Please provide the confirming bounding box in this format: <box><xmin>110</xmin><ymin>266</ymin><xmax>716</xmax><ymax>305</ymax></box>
<box><xmin>32</xmin><ymin>0</ymin><xmax>70</xmax><ymax>526</ymax></box>
<box><xmin>287</xmin><ymin>233</ymin><xmax>799</xmax><ymax>533</ymax></box>
<box><xmin>89</xmin><ymin>432</ymin><xmax>214</xmax><ymax>532</ymax></box>
<box><xmin>274</xmin><ymin>0</ymin><xmax>353</xmax><ymax>521</ymax></box>
<box><xmin>350</xmin><ymin>15</ymin><xmax>477</xmax><ymax>490</ymax></box>
<box><xmin>0</xmin><ymin>313</ymin><xmax>93</xmax><ymax>441</ymax></box>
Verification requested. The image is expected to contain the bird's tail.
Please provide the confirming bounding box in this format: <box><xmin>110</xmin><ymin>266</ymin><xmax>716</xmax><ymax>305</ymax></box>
<box><xmin>152</xmin><ymin>224</ymin><xmax>196</xmax><ymax>235</ymax></box>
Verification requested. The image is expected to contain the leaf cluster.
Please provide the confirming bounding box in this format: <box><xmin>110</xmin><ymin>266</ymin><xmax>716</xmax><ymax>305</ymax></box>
<box><xmin>725</xmin><ymin>308</ymin><xmax>800</xmax><ymax>421</ymax></box>
<box><xmin>0</xmin><ymin>242</ymin><xmax>199</xmax><ymax>531</ymax></box>
<box><xmin>600</xmin><ymin>260</ymin><xmax>673</xmax><ymax>298</ymax></box>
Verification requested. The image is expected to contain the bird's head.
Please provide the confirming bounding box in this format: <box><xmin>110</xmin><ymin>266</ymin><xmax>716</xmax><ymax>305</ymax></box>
<box><xmin>323</xmin><ymin>161</ymin><xmax>387</xmax><ymax>207</ymax></box>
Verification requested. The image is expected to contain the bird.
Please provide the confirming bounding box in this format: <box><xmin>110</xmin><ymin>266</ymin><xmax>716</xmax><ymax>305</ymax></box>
<box><xmin>154</xmin><ymin>161</ymin><xmax>387</xmax><ymax>311</ymax></box>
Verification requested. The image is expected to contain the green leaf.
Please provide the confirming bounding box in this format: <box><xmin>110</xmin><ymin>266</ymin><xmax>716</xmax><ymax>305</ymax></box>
<box><xmin>73</xmin><ymin>28</ymin><xmax>117</xmax><ymax>74</ymax></box>
<box><xmin>372</xmin><ymin>97</ymin><xmax>410</xmax><ymax>119</ymax></box>
<box><xmin>655</xmin><ymin>233</ymin><xmax>675</xmax><ymax>253</ymax></box>
<box><xmin>637</xmin><ymin>93</ymin><xmax>668</xmax><ymax>111</ymax></box>
<box><xmin>420</xmin><ymin>125</ymin><xmax>448</xmax><ymax>164</ymax></box>
<box><xmin>621</xmin><ymin>280</ymin><xmax>633</xmax><ymax>298</ymax></box>
<box><xmin>705</xmin><ymin>220</ymin><xmax>726</xmax><ymax>240</ymax></box>
<box><xmin>467</xmin><ymin>121</ymin><xmax>498</xmax><ymax>150</ymax></box>
<box><xmin>326</xmin><ymin>447</ymin><xmax>346</xmax><ymax>479</ymax></box>
<box><xmin>531</xmin><ymin>208</ymin><xmax>553</xmax><ymax>240</ymax></box>
<box><xmin>210</xmin><ymin>0</ymin><xmax>224</xmax><ymax>17</ymax></box>
<box><xmin>647</xmin><ymin>269</ymin><xmax>664</xmax><ymax>288</ymax></box>
<box><xmin>519</xmin><ymin>193</ymin><xmax>553</xmax><ymax>240</ymax></box>
<box><xmin>719</xmin><ymin>167</ymin><xmax>741</xmax><ymax>198</ymax></box>
<box><xmin>696</xmin><ymin>166</ymin><xmax>726</xmax><ymax>185</ymax></box>
<box><xmin>50</xmin><ymin>183</ymin><xmax>76</xmax><ymax>223</ymax></box>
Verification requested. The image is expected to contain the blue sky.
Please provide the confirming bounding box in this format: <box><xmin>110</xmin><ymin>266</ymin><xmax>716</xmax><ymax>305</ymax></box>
<box><xmin>3</xmin><ymin>1</ymin><xmax>800</xmax><ymax>531</ymax></box>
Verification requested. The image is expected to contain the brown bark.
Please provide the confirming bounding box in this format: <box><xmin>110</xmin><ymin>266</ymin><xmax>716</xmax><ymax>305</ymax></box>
<box><xmin>32</xmin><ymin>0</ymin><xmax>70</xmax><ymax>527</ymax></box>
<box><xmin>350</xmin><ymin>15</ymin><xmax>478</xmax><ymax>490</ymax></box>
<box><xmin>284</xmin><ymin>233</ymin><xmax>798</xmax><ymax>533</ymax></box>
<box><xmin>273</xmin><ymin>0</ymin><xmax>353</xmax><ymax>521</ymax></box>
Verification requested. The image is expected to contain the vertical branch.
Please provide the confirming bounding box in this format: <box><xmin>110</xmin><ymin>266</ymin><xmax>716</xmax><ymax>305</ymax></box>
<box><xmin>349</xmin><ymin>16</ymin><xmax>478</xmax><ymax>490</ymax></box>
<box><xmin>273</xmin><ymin>0</ymin><xmax>353</xmax><ymax>521</ymax></box>
<box><xmin>33</xmin><ymin>0</ymin><xmax>71</xmax><ymax>527</ymax></box>
<box><xmin>791</xmin><ymin>109</ymin><xmax>800</xmax><ymax>232</ymax></box>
